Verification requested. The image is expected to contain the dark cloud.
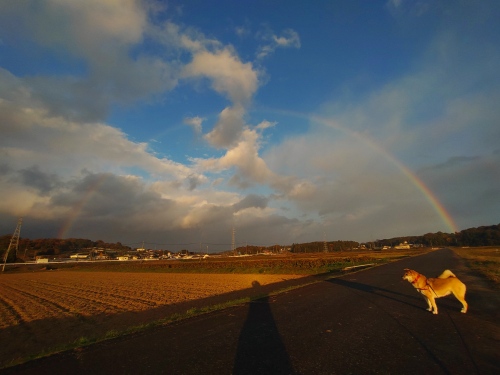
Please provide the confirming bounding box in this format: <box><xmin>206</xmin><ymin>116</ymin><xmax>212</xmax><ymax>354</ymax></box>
<box><xmin>51</xmin><ymin>172</ymin><xmax>167</xmax><ymax>218</ymax></box>
<box><xmin>419</xmin><ymin>152</ymin><xmax>500</xmax><ymax>230</ymax></box>
<box><xmin>186</xmin><ymin>174</ymin><xmax>203</xmax><ymax>191</ymax></box>
<box><xmin>228</xmin><ymin>174</ymin><xmax>254</xmax><ymax>189</ymax></box>
<box><xmin>17</xmin><ymin>165</ymin><xmax>62</xmax><ymax>195</ymax></box>
<box><xmin>233</xmin><ymin>194</ymin><xmax>268</xmax><ymax>212</ymax></box>
<box><xmin>421</xmin><ymin>156</ymin><xmax>480</xmax><ymax>171</ymax></box>
<box><xmin>0</xmin><ymin>163</ymin><xmax>11</xmax><ymax>176</ymax></box>
<box><xmin>26</xmin><ymin>76</ymin><xmax>110</xmax><ymax>122</ymax></box>
<box><xmin>0</xmin><ymin>213</ymin><xmax>61</xmax><ymax>240</ymax></box>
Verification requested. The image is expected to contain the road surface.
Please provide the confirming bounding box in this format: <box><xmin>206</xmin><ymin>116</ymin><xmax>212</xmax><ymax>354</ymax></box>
<box><xmin>2</xmin><ymin>249</ymin><xmax>499</xmax><ymax>374</ymax></box>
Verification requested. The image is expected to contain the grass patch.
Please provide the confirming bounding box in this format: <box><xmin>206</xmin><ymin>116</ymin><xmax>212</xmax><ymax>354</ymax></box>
<box><xmin>451</xmin><ymin>247</ymin><xmax>500</xmax><ymax>288</ymax></box>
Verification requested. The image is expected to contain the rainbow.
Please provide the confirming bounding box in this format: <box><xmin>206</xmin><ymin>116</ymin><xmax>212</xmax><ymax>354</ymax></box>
<box><xmin>362</xmin><ymin>136</ymin><xmax>458</xmax><ymax>233</ymax></box>
<box><xmin>57</xmin><ymin>174</ymin><xmax>108</xmax><ymax>239</ymax></box>
<box><xmin>262</xmin><ymin>109</ymin><xmax>458</xmax><ymax>233</ymax></box>
<box><xmin>373</xmin><ymin>147</ymin><xmax>458</xmax><ymax>234</ymax></box>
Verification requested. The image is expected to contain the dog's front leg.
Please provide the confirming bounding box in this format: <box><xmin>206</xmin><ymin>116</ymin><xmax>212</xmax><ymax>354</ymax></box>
<box><xmin>424</xmin><ymin>297</ymin><xmax>433</xmax><ymax>312</ymax></box>
<box><xmin>429</xmin><ymin>297</ymin><xmax>438</xmax><ymax>314</ymax></box>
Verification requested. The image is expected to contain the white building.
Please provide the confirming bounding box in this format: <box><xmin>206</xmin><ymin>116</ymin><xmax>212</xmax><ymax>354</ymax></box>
<box><xmin>395</xmin><ymin>241</ymin><xmax>411</xmax><ymax>250</ymax></box>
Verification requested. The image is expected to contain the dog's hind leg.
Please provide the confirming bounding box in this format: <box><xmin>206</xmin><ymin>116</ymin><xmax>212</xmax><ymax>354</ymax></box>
<box><xmin>452</xmin><ymin>287</ymin><xmax>468</xmax><ymax>313</ymax></box>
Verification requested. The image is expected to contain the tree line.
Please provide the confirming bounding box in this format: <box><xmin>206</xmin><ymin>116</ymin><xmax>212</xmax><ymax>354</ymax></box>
<box><xmin>0</xmin><ymin>237</ymin><xmax>132</xmax><ymax>263</ymax></box>
<box><xmin>374</xmin><ymin>223</ymin><xmax>500</xmax><ymax>248</ymax></box>
<box><xmin>1</xmin><ymin>223</ymin><xmax>499</xmax><ymax>263</ymax></box>
<box><xmin>289</xmin><ymin>241</ymin><xmax>361</xmax><ymax>253</ymax></box>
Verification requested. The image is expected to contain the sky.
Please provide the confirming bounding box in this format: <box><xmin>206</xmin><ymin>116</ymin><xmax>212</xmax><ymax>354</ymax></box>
<box><xmin>0</xmin><ymin>0</ymin><xmax>499</xmax><ymax>251</ymax></box>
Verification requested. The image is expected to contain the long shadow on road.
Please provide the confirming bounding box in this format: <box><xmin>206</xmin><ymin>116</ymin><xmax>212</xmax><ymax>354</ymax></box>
<box><xmin>233</xmin><ymin>281</ymin><xmax>295</xmax><ymax>375</ymax></box>
<box><xmin>327</xmin><ymin>276</ymin><xmax>424</xmax><ymax>310</ymax></box>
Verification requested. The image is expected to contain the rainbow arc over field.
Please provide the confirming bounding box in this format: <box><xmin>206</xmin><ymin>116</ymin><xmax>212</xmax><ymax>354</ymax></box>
<box><xmin>268</xmin><ymin>109</ymin><xmax>458</xmax><ymax>234</ymax></box>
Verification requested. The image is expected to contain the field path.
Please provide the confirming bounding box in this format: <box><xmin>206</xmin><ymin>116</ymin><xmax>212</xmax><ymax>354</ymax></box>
<box><xmin>3</xmin><ymin>248</ymin><xmax>499</xmax><ymax>374</ymax></box>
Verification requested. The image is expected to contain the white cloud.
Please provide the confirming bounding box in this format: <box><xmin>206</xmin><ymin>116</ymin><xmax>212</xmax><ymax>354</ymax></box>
<box><xmin>0</xmin><ymin>1</ymin><xmax>178</xmax><ymax>122</ymax></box>
<box><xmin>0</xmin><ymin>0</ymin><xmax>146</xmax><ymax>54</ymax></box>
<box><xmin>257</xmin><ymin>28</ymin><xmax>301</xmax><ymax>60</ymax></box>
<box><xmin>196</xmin><ymin>127</ymin><xmax>271</xmax><ymax>181</ymax></box>
<box><xmin>273</xmin><ymin>29</ymin><xmax>301</xmax><ymax>48</ymax></box>
<box><xmin>183</xmin><ymin>116</ymin><xmax>204</xmax><ymax>134</ymax></box>
<box><xmin>204</xmin><ymin>106</ymin><xmax>246</xmax><ymax>149</ymax></box>
<box><xmin>150</xmin><ymin>20</ymin><xmax>221</xmax><ymax>54</ymax></box>
<box><xmin>386</xmin><ymin>0</ymin><xmax>430</xmax><ymax>17</ymax></box>
<box><xmin>387</xmin><ymin>0</ymin><xmax>402</xmax><ymax>9</ymax></box>
<box><xmin>256</xmin><ymin>120</ymin><xmax>277</xmax><ymax>130</ymax></box>
<box><xmin>182</xmin><ymin>48</ymin><xmax>259</xmax><ymax>105</ymax></box>
<box><xmin>235</xmin><ymin>25</ymin><xmax>250</xmax><ymax>38</ymax></box>
<box><xmin>0</xmin><ymin>69</ymin><xmax>198</xmax><ymax>185</ymax></box>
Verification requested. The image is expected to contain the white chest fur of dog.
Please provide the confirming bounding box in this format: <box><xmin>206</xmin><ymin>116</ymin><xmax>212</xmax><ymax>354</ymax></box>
<box><xmin>402</xmin><ymin>268</ymin><xmax>468</xmax><ymax>314</ymax></box>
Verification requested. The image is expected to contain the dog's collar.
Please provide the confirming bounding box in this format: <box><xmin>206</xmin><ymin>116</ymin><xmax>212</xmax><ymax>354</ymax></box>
<box><xmin>412</xmin><ymin>274</ymin><xmax>420</xmax><ymax>284</ymax></box>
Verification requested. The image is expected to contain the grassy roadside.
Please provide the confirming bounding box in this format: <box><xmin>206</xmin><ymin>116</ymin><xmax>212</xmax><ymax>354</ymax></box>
<box><xmin>451</xmin><ymin>246</ymin><xmax>500</xmax><ymax>288</ymax></box>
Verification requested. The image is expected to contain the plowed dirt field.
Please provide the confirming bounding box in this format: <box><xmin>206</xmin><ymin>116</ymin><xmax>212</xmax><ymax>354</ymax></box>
<box><xmin>0</xmin><ymin>271</ymin><xmax>304</xmax><ymax>368</ymax></box>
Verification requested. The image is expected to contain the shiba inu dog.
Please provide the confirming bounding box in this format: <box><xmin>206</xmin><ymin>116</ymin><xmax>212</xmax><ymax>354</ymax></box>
<box><xmin>402</xmin><ymin>269</ymin><xmax>468</xmax><ymax>314</ymax></box>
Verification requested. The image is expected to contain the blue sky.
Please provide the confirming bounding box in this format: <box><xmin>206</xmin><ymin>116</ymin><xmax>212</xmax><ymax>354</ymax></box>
<box><xmin>0</xmin><ymin>0</ymin><xmax>499</xmax><ymax>251</ymax></box>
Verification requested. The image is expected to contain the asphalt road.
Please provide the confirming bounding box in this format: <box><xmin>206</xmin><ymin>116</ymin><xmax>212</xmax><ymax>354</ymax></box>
<box><xmin>3</xmin><ymin>249</ymin><xmax>499</xmax><ymax>375</ymax></box>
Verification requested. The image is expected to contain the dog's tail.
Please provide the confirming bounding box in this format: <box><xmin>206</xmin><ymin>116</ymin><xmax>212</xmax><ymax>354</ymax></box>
<box><xmin>438</xmin><ymin>269</ymin><xmax>456</xmax><ymax>279</ymax></box>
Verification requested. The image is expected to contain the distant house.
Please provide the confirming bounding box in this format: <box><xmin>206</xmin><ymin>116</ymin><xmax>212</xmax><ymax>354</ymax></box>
<box><xmin>395</xmin><ymin>241</ymin><xmax>411</xmax><ymax>250</ymax></box>
<box><xmin>70</xmin><ymin>253</ymin><xmax>89</xmax><ymax>259</ymax></box>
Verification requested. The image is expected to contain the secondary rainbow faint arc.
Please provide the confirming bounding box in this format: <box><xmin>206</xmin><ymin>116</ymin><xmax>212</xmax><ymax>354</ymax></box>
<box><xmin>57</xmin><ymin>174</ymin><xmax>108</xmax><ymax>239</ymax></box>
<box><xmin>261</xmin><ymin>108</ymin><xmax>459</xmax><ymax>233</ymax></box>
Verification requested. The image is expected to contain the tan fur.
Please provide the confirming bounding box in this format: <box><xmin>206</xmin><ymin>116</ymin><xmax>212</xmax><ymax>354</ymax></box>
<box><xmin>402</xmin><ymin>268</ymin><xmax>468</xmax><ymax>314</ymax></box>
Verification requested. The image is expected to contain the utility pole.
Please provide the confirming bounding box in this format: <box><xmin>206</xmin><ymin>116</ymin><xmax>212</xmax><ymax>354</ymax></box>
<box><xmin>232</xmin><ymin>226</ymin><xmax>236</xmax><ymax>255</ymax></box>
<box><xmin>2</xmin><ymin>218</ymin><xmax>23</xmax><ymax>272</ymax></box>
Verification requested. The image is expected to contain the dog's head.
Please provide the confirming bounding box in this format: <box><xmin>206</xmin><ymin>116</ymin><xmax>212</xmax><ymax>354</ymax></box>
<box><xmin>402</xmin><ymin>268</ymin><xmax>417</xmax><ymax>283</ymax></box>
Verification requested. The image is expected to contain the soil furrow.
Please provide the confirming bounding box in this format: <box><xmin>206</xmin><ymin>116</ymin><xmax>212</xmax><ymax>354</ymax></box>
<box><xmin>27</xmin><ymin>283</ymin><xmax>152</xmax><ymax>312</ymax></box>
<box><xmin>30</xmin><ymin>280</ymin><xmax>159</xmax><ymax>307</ymax></box>
<box><xmin>0</xmin><ymin>293</ymin><xmax>24</xmax><ymax>328</ymax></box>
<box><xmin>0</xmin><ymin>287</ymin><xmax>35</xmax><ymax>326</ymax></box>
<box><xmin>1</xmin><ymin>284</ymin><xmax>76</xmax><ymax>319</ymax></box>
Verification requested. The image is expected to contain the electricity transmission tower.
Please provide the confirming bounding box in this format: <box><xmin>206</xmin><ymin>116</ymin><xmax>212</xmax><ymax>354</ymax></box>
<box><xmin>232</xmin><ymin>226</ymin><xmax>236</xmax><ymax>255</ymax></box>
<box><xmin>2</xmin><ymin>218</ymin><xmax>23</xmax><ymax>272</ymax></box>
